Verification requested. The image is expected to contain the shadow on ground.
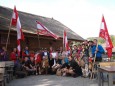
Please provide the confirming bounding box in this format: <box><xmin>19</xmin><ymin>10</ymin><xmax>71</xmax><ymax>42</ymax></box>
<box><xmin>7</xmin><ymin>75</ymin><xmax>101</xmax><ymax>86</ymax></box>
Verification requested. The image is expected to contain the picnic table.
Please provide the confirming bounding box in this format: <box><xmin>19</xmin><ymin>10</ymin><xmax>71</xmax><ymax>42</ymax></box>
<box><xmin>98</xmin><ymin>66</ymin><xmax>115</xmax><ymax>86</ymax></box>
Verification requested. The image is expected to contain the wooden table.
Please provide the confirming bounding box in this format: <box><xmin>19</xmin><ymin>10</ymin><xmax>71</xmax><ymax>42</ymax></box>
<box><xmin>98</xmin><ymin>66</ymin><xmax>115</xmax><ymax>86</ymax></box>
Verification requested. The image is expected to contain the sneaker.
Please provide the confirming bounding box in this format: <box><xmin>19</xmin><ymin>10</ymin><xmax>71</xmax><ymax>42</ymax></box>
<box><xmin>62</xmin><ymin>73</ymin><xmax>66</xmax><ymax>76</ymax></box>
<box><xmin>72</xmin><ymin>74</ymin><xmax>78</xmax><ymax>78</ymax></box>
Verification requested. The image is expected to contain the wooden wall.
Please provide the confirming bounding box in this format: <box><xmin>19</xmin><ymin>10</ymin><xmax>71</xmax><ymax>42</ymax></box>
<box><xmin>0</xmin><ymin>31</ymin><xmax>62</xmax><ymax>53</ymax></box>
<box><xmin>0</xmin><ymin>30</ymin><xmax>83</xmax><ymax>54</ymax></box>
<box><xmin>22</xmin><ymin>36</ymin><xmax>62</xmax><ymax>51</ymax></box>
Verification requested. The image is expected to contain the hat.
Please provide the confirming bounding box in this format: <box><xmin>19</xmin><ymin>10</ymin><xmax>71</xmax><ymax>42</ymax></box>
<box><xmin>44</xmin><ymin>48</ymin><xmax>47</xmax><ymax>50</ymax></box>
<box><xmin>88</xmin><ymin>40</ymin><xmax>93</xmax><ymax>43</ymax></box>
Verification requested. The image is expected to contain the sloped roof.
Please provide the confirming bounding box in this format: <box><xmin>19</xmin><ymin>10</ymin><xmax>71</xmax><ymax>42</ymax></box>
<box><xmin>0</xmin><ymin>6</ymin><xmax>84</xmax><ymax>41</ymax></box>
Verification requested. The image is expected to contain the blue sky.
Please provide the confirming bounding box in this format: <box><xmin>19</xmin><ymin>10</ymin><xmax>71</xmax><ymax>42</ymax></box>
<box><xmin>1</xmin><ymin>0</ymin><xmax>115</xmax><ymax>39</ymax></box>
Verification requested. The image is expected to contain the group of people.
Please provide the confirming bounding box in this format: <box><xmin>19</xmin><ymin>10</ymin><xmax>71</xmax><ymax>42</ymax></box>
<box><xmin>0</xmin><ymin>39</ymin><xmax>105</xmax><ymax>78</ymax></box>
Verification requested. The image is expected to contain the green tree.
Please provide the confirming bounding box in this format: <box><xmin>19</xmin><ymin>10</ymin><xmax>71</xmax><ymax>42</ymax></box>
<box><xmin>111</xmin><ymin>35</ymin><xmax>115</xmax><ymax>46</ymax></box>
<box><xmin>87</xmin><ymin>35</ymin><xmax>115</xmax><ymax>47</ymax></box>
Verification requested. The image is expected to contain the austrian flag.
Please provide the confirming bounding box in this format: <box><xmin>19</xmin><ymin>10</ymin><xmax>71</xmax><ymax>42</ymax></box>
<box><xmin>99</xmin><ymin>15</ymin><xmax>113</xmax><ymax>58</ymax></box>
<box><xmin>63</xmin><ymin>30</ymin><xmax>69</xmax><ymax>51</ymax></box>
<box><xmin>11</xmin><ymin>6</ymin><xmax>24</xmax><ymax>52</ymax></box>
<box><xmin>36</xmin><ymin>21</ymin><xmax>59</xmax><ymax>39</ymax></box>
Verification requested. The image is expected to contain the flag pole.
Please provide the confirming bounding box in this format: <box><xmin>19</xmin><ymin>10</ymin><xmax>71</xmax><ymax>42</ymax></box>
<box><xmin>90</xmin><ymin>15</ymin><xmax>101</xmax><ymax>79</ymax></box>
<box><xmin>36</xmin><ymin>31</ymin><xmax>40</xmax><ymax>75</ymax></box>
<box><xmin>37</xmin><ymin>30</ymin><xmax>40</xmax><ymax>48</ymax></box>
<box><xmin>5</xmin><ymin>19</ymin><xmax>12</xmax><ymax>50</ymax></box>
<box><xmin>90</xmin><ymin>43</ymin><xmax>98</xmax><ymax>79</ymax></box>
<box><xmin>63</xmin><ymin>30</ymin><xmax>65</xmax><ymax>51</ymax></box>
<box><xmin>63</xmin><ymin>40</ymin><xmax>64</xmax><ymax>51</ymax></box>
<box><xmin>5</xmin><ymin>6</ymin><xmax>15</xmax><ymax>50</ymax></box>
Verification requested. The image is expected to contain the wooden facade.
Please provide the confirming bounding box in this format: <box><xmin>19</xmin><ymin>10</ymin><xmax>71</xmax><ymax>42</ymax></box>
<box><xmin>0</xmin><ymin>30</ymin><xmax>64</xmax><ymax>52</ymax></box>
<box><xmin>0</xmin><ymin>6</ymin><xmax>84</xmax><ymax>53</ymax></box>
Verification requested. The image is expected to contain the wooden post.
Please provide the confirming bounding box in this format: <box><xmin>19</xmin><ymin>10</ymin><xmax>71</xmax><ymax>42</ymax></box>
<box><xmin>5</xmin><ymin>9</ymin><xmax>14</xmax><ymax>50</ymax></box>
<box><xmin>5</xmin><ymin>22</ymin><xmax>12</xmax><ymax>50</ymax></box>
<box><xmin>37</xmin><ymin>33</ymin><xmax>40</xmax><ymax>49</ymax></box>
<box><xmin>63</xmin><ymin>42</ymin><xmax>64</xmax><ymax>51</ymax></box>
<box><xmin>63</xmin><ymin>30</ymin><xmax>65</xmax><ymax>51</ymax></box>
<box><xmin>90</xmin><ymin>44</ymin><xmax>98</xmax><ymax>79</ymax></box>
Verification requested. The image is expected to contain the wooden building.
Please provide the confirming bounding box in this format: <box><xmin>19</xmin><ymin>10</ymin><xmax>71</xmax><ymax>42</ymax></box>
<box><xmin>0</xmin><ymin>6</ymin><xmax>84</xmax><ymax>52</ymax></box>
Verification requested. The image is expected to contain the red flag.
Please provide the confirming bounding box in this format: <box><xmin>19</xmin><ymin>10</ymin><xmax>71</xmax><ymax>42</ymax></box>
<box><xmin>99</xmin><ymin>29</ymin><xmax>105</xmax><ymax>39</ymax></box>
<box><xmin>36</xmin><ymin>21</ymin><xmax>59</xmax><ymax>39</ymax></box>
<box><xmin>11</xmin><ymin>6</ymin><xmax>18</xmax><ymax>26</ymax></box>
<box><xmin>99</xmin><ymin>15</ymin><xmax>113</xmax><ymax>58</ymax></box>
<box><xmin>11</xmin><ymin>6</ymin><xmax>24</xmax><ymax>52</ymax></box>
<box><xmin>63</xmin><ymin>30</ymin><xmax>69</xmax><ymax>51</ymax></box>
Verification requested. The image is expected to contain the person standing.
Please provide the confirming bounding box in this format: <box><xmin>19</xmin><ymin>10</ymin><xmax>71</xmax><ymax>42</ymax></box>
<box><xmin>10</xmin><ymin>48</ymin><xmax>20</xmax><ymax>75</ymax></box>
<box><xmin>88</xmin><ymin>41</ymin><xmax>94</xmax><ymax>58</ymax></box>
<box><xmin>92</xmin><ymin>39</ymin><xmax>105</xmax><ymax>62</ymax></box>
<box><xmin>22</xmin><ymin>46</ymin><xmax>30</xmax><ymax>58</ymax></box>
<box><xmin>10</xmin><ymin>48</ymin><xmax>19</xmax><ymax>62</ymax></box>
<box><xmin>0</xmin><ymin>46</ymin><xmax>9</xmax><ymax>61</ymax></box>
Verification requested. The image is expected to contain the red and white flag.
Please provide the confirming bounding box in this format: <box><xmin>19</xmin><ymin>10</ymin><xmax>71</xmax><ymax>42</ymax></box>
<box><xmin>36</xmin><ymin>21</ymin><xmax>59</xmax><ymax>39</ymax></box>
<box><xmin>99</xmin><ymin>15</ymin><xmax>113</xmax><ymax>58</ymax></box>
<box><xmin>11</xmin><ymin>6</ymin><xmax>24</xmax><ymax>52</ymax></box>
<box><xmin>63</xmin><ymin>30</ymin><xmax>69</xmax><ymax>51</ymax></box>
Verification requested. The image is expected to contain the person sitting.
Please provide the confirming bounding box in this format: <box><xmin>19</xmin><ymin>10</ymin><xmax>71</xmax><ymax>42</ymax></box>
<box><xmin>22</xmin><ymin>57</ymin><xmax>36</xmax><ymax>75</ymax></box>
<box><xmin>80</xmin><ymin>44</ymin><xmax>89</xmax><ymax>77</ymax></box>
<box><xmin>35</xmin><ymin>51</ymin><xmax>42</xmax><ymax>75</ymax></box>
<box><xmin>14</xmin><ymin>60</ymin><xmax>27</xmax><ymax>78</ymax></box>
<box><xmin>29</xmin><ymin>57</ymin><xmax>36</xmax><ymax>72</ymax></box>
<box><xmin>52</xmin><ymin>56</ymin><xmax>62</xmax><ymax>74</ymax></box>
<box><xmin>41</xmin><ymin>48</ymin><xmax>50</xmax><ymax>74</ymax></box>
<box><xmin>62</xmin><ymin>56</ymin><xmax>82</xmax><ymax>78</ymax></box>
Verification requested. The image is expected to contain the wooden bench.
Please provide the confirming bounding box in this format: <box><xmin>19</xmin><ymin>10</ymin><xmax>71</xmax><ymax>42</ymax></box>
<box><xmin>0</xmin><ymin>73</ymin><xmax>4</xmax><ymax>86</ymax></box>
<box><xmin>0</xmin><ymin>62</ymin><xmax>6</xmax><ymax>86</ymax></box>
<box><xmin>4</xmin><ymin>61</ymin><xmax>14</xmax><ymax>82</ymax></box>
<box><xmin>0</xmin><ymin>61</ymin><xmax>14</xmax><ymax>84</ymax></box>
